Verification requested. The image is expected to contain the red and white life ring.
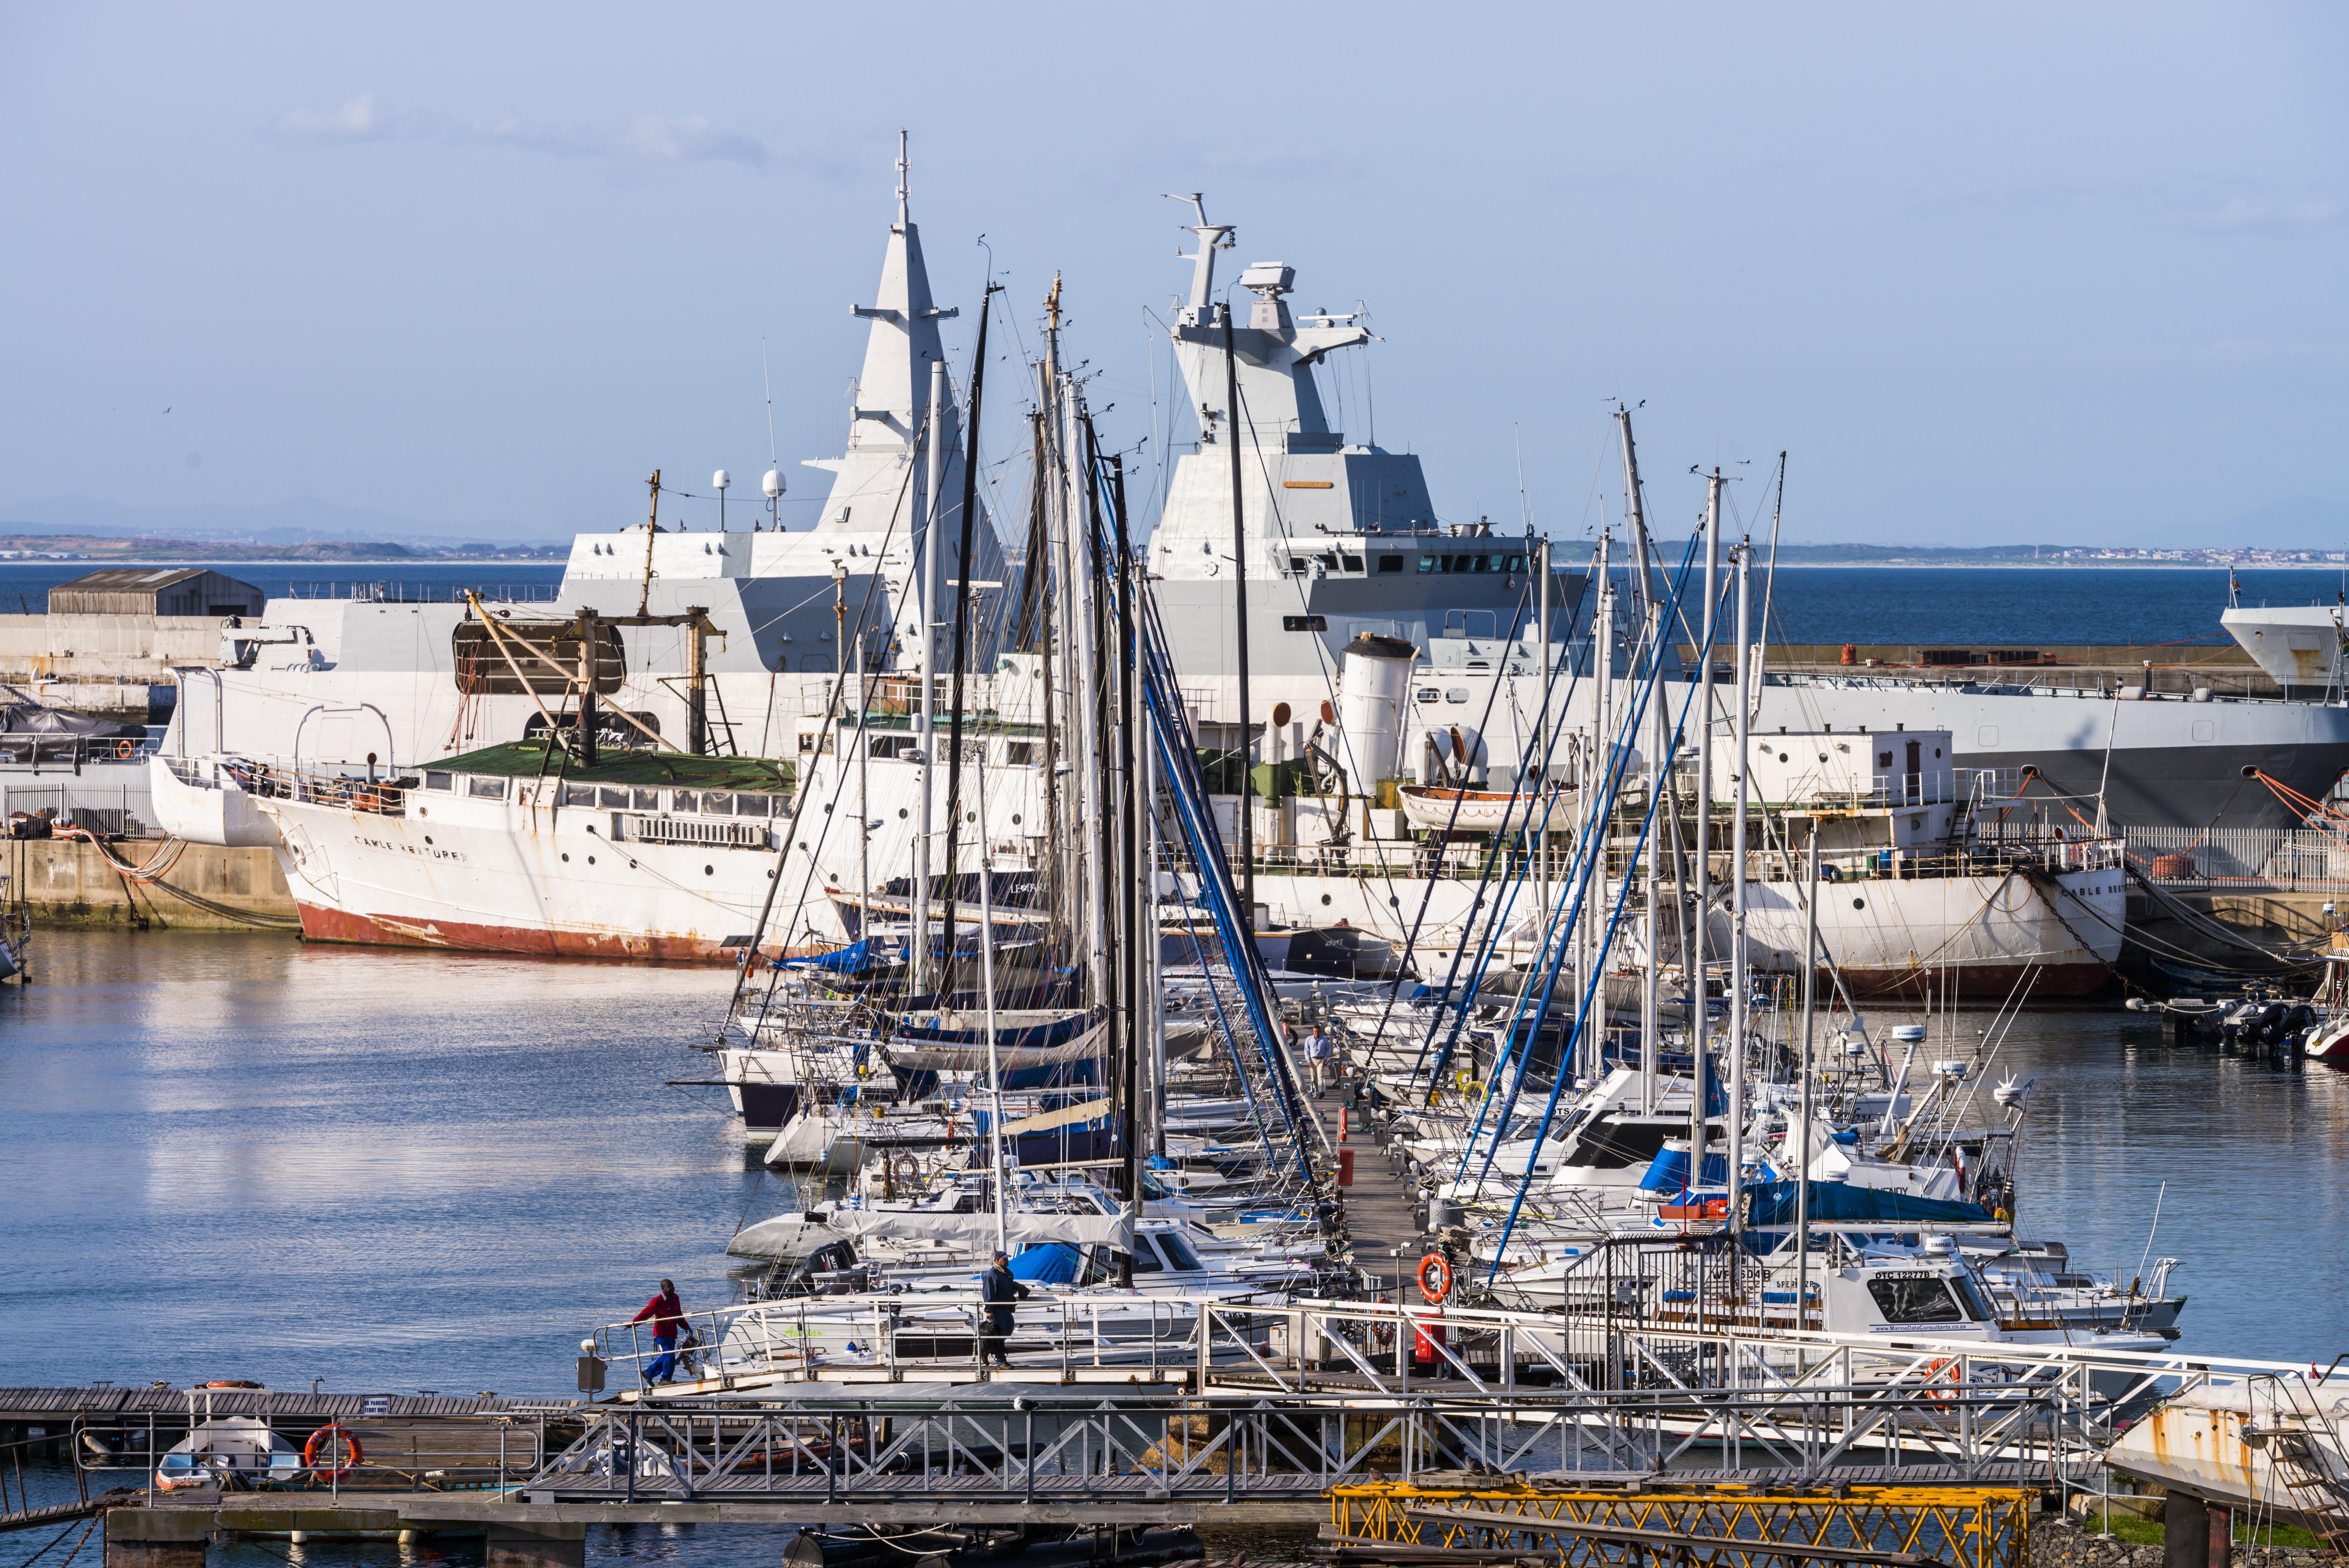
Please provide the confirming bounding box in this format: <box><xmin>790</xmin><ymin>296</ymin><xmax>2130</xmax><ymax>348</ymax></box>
<box><xmin>1417</xmin><ymin>1252</ymin><xmax>1454</xmax><ymax>1303</ymax></box>
<box><xmin>303</xmin><ymin>1424</ymin><xmax>363</xmax><ymax>1478</ymax></box>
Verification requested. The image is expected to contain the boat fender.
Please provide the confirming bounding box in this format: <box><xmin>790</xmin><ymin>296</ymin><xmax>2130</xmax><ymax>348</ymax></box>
<box><xmin>1416</xmin><ymin>1252</ymin><xmax>1453</xmax><ymax>1303</ymax></box>
<box><xmin>303</xmin><ymin>1423</ymin><xmax>362</xmax><ymax>1478</ymax></box>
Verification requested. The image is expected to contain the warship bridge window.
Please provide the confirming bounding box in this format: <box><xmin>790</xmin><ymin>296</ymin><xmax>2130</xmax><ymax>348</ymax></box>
<box><xmin>1343</xmin><ymin>555</ymin><xmax>1365</xmax><ymax>572</ymax></box>
<box><xmin>1378</xmin><ymin>556</ymin><xmax>1404</xmax><ymax>574</ymax></box>
<box><xmin>1865</xmin><ymin>1273</ymin><xmax>1967</xmax><ymax>1324</ymax></box>
<box><xmin>1282</xmin><ymin>615</ymin><xmax>1328</xmax><ymax>632</ymax></box>
<box><xmin>424</xmin><ymin>771</ymin><xmax>452</xmax><ymax>791</ymax></box>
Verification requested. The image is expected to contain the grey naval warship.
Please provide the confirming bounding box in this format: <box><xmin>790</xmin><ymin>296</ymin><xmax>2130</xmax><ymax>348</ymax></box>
<box><xmin>1140</xmin><ymin>196</ymin><xmax>2349</xmax><ymax>833</ymax></box>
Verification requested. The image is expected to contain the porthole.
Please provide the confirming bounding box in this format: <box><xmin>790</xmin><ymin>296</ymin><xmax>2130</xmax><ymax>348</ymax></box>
<box><xmin>1389</xmin><ymin>895</ymin><xmax>1401</xmax><ymax>907</ymax></box>
<box><xmin>822</xmin><ymin>804</ymin><xmax>833</xmax><ymax>814</ymax></box>
<box><xmin>423</xmin><ymin>836</ymin><xmax>433</xmax><ymax>845</ymax></box>
<box><xmin>1320</xmin><ymin>894</ymin><xmax>1333</xmax><ymax>906</ymax></box>
<box><xmin>798</xmin><ymin>841</ymin><xmax>809</xmax><ymax>851</ymax></box>
<box><xmin>561</xmin><ymin>853</ymin><xmax>569</xmax><ymax>863</ymax></box>
<box><xmin>1851</xmin><ymin>896</ymin><xmax>1864</xmax><ymax>910</ymax></box>
<box><xmin>966</xmin><ymin>812</ymin><xmax>977</xmax><ymax>823</ymax></box>
<box><xmin>705</xmin><ymin>865</ymin><xmax>715</xmax><ymax>876</ymax></box>
<box><xmin>899</xmin><ymin>808</ymin><xmax>909</xmax><ymax>819</ymax></box>
<box><xmin>588</xmin><ymin>855</ymin><xmax>597</xmax><ymax>865</ymax></box>
<box><xmin>1010</xmin><ymin>814</ymin><xmax>1021</xmax><ymax>826</ymax></box>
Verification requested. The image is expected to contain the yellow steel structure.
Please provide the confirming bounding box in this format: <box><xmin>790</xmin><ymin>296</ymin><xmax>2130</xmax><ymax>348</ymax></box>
<box><xmin>1327</xmin><ymin>1482</ymin><xmax>2031</xmax><ymax>1568</ymax></box>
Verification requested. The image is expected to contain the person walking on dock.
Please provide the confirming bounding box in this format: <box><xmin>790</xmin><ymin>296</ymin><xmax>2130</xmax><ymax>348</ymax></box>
<box><xmin>1305</xmin><ymin>1028</ymin><xmax>1334</xmax><ymax>1096</ymax></box>
<box><xmin>979</xmin><ymin>1252</ymin><xmax>1029</xmax><ymax>1370</ymax></box>
<box><xmin>631</xmin><ymin>1279</ymin><xmax>687</xmax><ymax>1386</ymax></box>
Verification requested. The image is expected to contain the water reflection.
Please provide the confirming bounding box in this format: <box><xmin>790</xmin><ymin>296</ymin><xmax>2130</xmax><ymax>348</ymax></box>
<box><xmin>5</xmin><ymin>930</ymin><xmax>2345</xmax><ymax>1404</ymax></box>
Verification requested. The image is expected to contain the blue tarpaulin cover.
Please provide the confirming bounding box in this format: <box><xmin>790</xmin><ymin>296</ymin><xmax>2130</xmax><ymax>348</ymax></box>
<box><xmin>1743</xmin><ymin>1178</ymin><xmax>1994</xmax><ymax>1228</ymax></box>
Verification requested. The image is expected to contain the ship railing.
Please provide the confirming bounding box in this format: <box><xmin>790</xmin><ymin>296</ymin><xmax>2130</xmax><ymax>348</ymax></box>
<box><xmin>1789</xmin><ymin>770</ymin><xmax>1956</xmax><ymax>811</ymax></box>
<box><xmin>2125</xmin><ymin>825</ymin><xmax>2349</xmax><ymax>893</ymax></box>
<box><xmin>237</xmin><ymin>760</ymin><xmax>410</xmax><ymax>816</ymax></box>
<box><xmin>281</xmin><ymin>580</ymin><xmax>560</xmax><ymax>603</ymax></box>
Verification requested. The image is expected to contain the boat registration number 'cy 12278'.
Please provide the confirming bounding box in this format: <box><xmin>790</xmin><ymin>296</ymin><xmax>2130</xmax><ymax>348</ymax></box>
<box><xmin>358</xmin><ymin>835</ymin><xmax>466</xmax><ymax>862</ymax></box>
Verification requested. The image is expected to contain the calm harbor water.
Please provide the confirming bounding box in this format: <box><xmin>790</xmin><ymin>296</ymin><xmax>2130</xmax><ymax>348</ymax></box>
<box><xmin>0</xmin><ymin>561</ymin><xmax>2332</xmax><ymax>648</ymax></box>
<box><xmin>2</xmin><ymin>928</ymin><xmax>2344</xmax><ymax>1388</ymax></box>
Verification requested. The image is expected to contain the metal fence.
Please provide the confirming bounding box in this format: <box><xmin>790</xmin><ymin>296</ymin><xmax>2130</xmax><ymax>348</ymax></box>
<box><xmin>281</xmin><ymin>581</ymin><xmax>560</xmax><ymax>603</ymax></box>
<box><xmin>0</xmin><ymin>764</ymin><xmax>160</xmax><ymax>838</ymax></box>
<box><xmin>2125</xmin><ymin>825</ymin><xmax>2349</xmax><ymax>893</ymax></box>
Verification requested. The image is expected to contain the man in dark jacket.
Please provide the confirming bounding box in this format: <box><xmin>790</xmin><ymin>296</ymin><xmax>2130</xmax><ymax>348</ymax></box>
<box><xmin>979</xmin><ymin>1252</ymin><xmax>1030</xmax><ymax>1369</ymax></box>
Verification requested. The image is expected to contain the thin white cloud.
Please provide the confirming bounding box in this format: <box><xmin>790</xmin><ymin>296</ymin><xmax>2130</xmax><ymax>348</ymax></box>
<box><xmin>274</xmin><ymin>93</ymin><xmax>389</xmax><ymax>144</ymax></box>
<box><xmin>2174</xmin><ymin>197</ymin><xmax>2342</xmax><ymax>235</ymax></box>
<box><xmin>271</xmin><ymin>94</ymin><xmax>766</xmax><ymax>168</ymax></box>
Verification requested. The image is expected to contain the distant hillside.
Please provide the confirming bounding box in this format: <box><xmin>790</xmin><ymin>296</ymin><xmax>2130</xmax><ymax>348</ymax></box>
<box><xmin>0</xmin><ymin>533</ymin><xmax>564</xmax><ymax>562</ymax></box>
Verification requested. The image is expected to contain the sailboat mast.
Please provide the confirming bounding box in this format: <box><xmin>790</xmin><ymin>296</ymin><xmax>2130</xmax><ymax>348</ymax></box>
<box><xmin>1220</xmin><ymin>304</ymin><xmax>1256</xmax><ymax>936</ymax></box>
<box><xmin>1588</xmin><ymin>530</ymin><xmax>1612</xmax><ymax>1083</ymax></box>
<box><xmin>976</xmin><ymin>754</ymin><xmax>1008</xmax><ymax>1256</ymax></box>
<box><xmin>1728</xmin><ymin>538</ymin><xmax>1752</xmax><ymax>1235</ymax></box>
<box><xmin>1615</xmin><ymin>407</ymin><xmax>1654</xmax><ymax>620</ymax></box>
<box><xmin>1082</xmin><ymin>414</ymin><xmax>1121</xmax><ymax>1103</ymax></box>
<box><xmin>1112</xmin><ymin>451</ymin><xmax>1141</xmax><ymax>1203</ymax></box>
<box><xmin>1641</xmin><ymin>596</ymin><xmax>1664</xmax><ymax>1117</ymax></box>
<box><xmin>1536</xmin><ymin>535</ymin><xmax>1552</xmax><ymax>917</ymax></box>
<box><xmin>911</xmin><ymin>361</ymin><xmax>946</xmax><ymax>999</ymax></box>
<box><xmin>1797</xmin><ymin>815</ymin><xmax>1821</xmax><ymax>1321</ymax></box>
<box><xmin>1690</xmin><ymin>473</ymin><xmax>1721</xmax><ymax>1171</ymax></box>
<box><xmin>937</xmin><ymin>282</ymin><xmax>997</xmax><ymax>1001</ymax></box>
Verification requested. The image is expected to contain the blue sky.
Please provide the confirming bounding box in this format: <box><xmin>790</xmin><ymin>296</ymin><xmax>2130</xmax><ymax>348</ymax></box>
<box><xmin>1</xmin><ymin>3</ymin><xmax>2342</xmax><ymax>548</ymax></box>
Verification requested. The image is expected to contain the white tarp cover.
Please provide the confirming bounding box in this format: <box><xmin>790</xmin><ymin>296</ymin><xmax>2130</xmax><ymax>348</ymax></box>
<box><xmin>727</xmin><ymin>1207</ymin><xmax>1137</xmax><ymax>1262</ymax></box>
<box><xmin>825</xmin><ymin>1205</ymin><xmax>1136</xmax><ymax>1253</ymax></box>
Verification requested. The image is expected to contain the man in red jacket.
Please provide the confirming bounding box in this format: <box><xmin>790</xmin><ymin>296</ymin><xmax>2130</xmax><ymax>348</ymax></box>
<box><xmin>630</xmin><ymin>1279</ymin><xmax>686</xmax><ymax>1385</ymax></box>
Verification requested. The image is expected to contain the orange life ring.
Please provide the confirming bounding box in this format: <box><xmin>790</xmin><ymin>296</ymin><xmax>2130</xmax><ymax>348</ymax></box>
<box><xmin>117</xmin><ymin>740</ymin><xmax>136</xmax><ymax>759</ymax></box>
<box><xmin>1921</xmin><ymin>1356</ymin><xmax>1960</xmax><ymax>1402</ymax></box>
<box><xmin>202</xmin><ymin>1380</ymin><xmax>263</xmax><ymax>1389</ymax></box>
<box><xmin>1417</xmin><ymin>1252</ymin><xmax>1454</xmax><ymax>1303</ymax></box>
<box><xmin>303</xmin><ymin>1423</ymin><xmax>362</xmax><ymax>1478</ymax></box>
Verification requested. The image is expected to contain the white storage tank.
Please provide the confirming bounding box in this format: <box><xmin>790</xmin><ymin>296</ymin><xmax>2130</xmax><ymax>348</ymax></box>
<box><xmin>1334</xmin><ymin>633</ymin><xmax>1416</xmax><ymax>793</ymax></box>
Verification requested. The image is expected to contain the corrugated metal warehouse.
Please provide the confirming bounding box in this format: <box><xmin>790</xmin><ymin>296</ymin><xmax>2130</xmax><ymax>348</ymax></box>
<box><xmin>48</xmin><ymin>568</ymin><xmax>266</xmax><ymax>617</ymax></box>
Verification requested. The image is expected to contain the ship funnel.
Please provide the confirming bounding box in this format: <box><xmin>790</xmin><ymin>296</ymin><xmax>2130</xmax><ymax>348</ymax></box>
<box><xmin>1334</xmin><ymin>634</ymin><xmax>1416</xmax><ymax>795</ymax></box>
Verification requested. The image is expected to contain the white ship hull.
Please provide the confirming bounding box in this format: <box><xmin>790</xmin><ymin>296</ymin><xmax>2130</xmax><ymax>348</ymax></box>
<box><xmin>260</xmin><ymin>788</ymin><xmax>800</xmax><ymax>963</ymax></box>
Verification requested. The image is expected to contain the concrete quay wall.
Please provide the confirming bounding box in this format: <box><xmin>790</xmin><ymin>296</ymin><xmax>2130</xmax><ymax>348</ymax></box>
<box><xmin>1</xmin><ymin>837</ymin><xmax>296</xmax><ymax>931</ymax></box>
